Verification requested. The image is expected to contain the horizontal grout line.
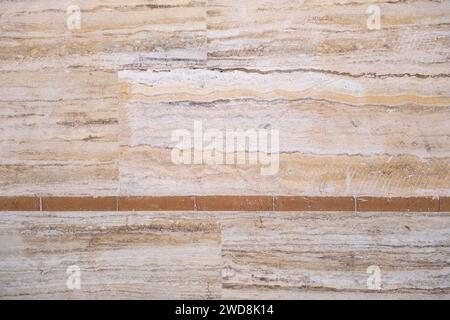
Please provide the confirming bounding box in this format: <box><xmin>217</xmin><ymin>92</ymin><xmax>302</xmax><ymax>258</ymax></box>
<box><xmin>0</xmin><ymin>196</ymin><xmax>449</xmax><ymax>212</ymax></box>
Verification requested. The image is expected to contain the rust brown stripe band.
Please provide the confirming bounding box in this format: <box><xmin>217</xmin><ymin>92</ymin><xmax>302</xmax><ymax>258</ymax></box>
<box><xmin>440</xmin><ymin>197</ymin><xmax>450</xmax><ymax>212</ymax></box>
<box><xmin>41</xmin><ymin>197</ymin><xmax>117</xmax><ymax>211</ymax></box>
<box><xmin>119</xmin><ymin>196</ymin><xmax>195</xmax><ymax>211</ymax></box>
<box><xmin>196</xmin><ymin>196</ymin><xmax>273</xmax><ymax>211</ymax></box>
<box><xmin>0</xmin><ymin>197</ymin><xmax>40</xmax><ymax>211</ymax></box>
<box><xmin>275</xmin><ymin>196</ymin><xmax>354</xmax><ymax>211</ymax></box>
<box><xmin>0</xmin><ymin>196</ymin><xmax>448</xmax><ymax>212</ymax></box>
<box><xmin>356</xmin><ymin>197</ymin><xmax>439</xmax><ymax>212</ymax></box>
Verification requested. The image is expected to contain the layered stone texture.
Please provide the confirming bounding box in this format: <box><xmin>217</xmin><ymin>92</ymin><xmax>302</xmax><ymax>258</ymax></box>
<box><xmin>118</xmin><ymin>68</ymin><xmax>450</xmax><ymax>196</ymax></box>
<box><xmin>207</xmin><ymin>0</ymin><xmax>450</xmax><ymax>74</ymax></box>
<box><xmin>1</xmin><ymin>0</ymin><xmax>449</xmax><ymax>197</ymax></box>
<box><xmin>0</xmin><ymin>211</ymin><xmax>448</xmax><ymax>299</ymax></box>
<box><xmin>0</xmin><ymin>0</ymin><xmax>449</xmax><ymax>300</ymax></box>
<box><xmin>0</xmin><ymin>0</ymin><xmax>207</xmax><ymax>195</ymax></box>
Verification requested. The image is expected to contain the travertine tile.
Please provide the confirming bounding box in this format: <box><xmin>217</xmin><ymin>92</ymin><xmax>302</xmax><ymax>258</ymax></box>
<box><xmin>0</xmin><ymin>0</ymin><xmax>449</xmax><ymax>301</ymax></box>
<box><xmin>207</xmin><ymin>0</ymin><xmax>450</xmax><ymax>75</ymax></box>
<box><xmin>118</xmin><ymin>69</ymin><xmax>450</xmax><ymax>196</ymax></box>
<box><xmin>0</xmin><ymin>211</ymin><xmax>221</xmax><ymax>299</ymax></box>
<box><xmin>119</xmin><ymin>147</ymin><xmax>449</xmax><ymax>196</ymax></box>
<box><xmin>218</xmin><ymin>211</ymin><xmax>450</xmax><ymax>299</ymax></box>
<box><xmin>119</xmin><ymin>68</ymin><xmax>450</xmax><ymax>108</ymax></box>
<box><xmin>0</xmin><ymin>0</ymin><xmax>207</xmax><ymax>71</ymax></box>
<box><xmin>0</xmin><ymin>0</ymin><xmax>208</xmax><ymax>196</ymax></box>
<box><xmin>1</xmin><ymin>211</ymin><xmax>448</xmax><ymax>299</ymax></box>
<box><xmin>0</xmin><ymin>70</ymin><xmax>119</xmax><ymax>196</ymax></box>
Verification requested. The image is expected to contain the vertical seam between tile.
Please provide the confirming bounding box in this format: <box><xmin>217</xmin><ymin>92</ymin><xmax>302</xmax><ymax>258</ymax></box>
<box><xmin>355</xmin><ymin>196</ymin><xmax>359</xmax><ymax>213</ymax></box>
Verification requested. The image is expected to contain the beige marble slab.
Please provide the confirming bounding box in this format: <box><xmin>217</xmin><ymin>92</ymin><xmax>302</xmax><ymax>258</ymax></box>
<box><xmin>119</xmin><ymin>69</ymin><xmax>450</xmax><ymax>155</ymax></box>
<box><xmin>119</xmin><ymin>68</ymin><xmax>450</xmax><ymax>107</ymax></box>
<box><xmin>207</xmin><ymin>0</ymin><xmax>450</xmax><ymax>75</ymax></box>
<box><xmin>0</xmin><ymin>211</ymin><xmax>448</xmax><ymax>299</ymax></box>
<box><xmin>219</xmin><ymin>211</ymin><xmax>450</xmax><ymax>299</ymax></box>
<box><xmin>119</xmin><ymin>147</ymin><xmax>449</xmax><ymax>196</ymax></box>
<box><xmin>0</xmin><ymin>0</ymin><xmax>449</xmax><ymax>302</ymax></box>
<box><xmin>1</xmin><ymin>1</ymin><xmax>449</xmax><ymax>197</ymax></box>
<box><xmin>0</xmin><ymin>1</ymin><xmax>208</xmax><ymax>196</ymax></box>
<box><xmin>0</xmin><ymin>211</ymin><xmax>221</xmax><ymax>299</ymax></box>
<box><xmin>118</xmin><ymin>69</ymin><xmax>450</xmax><ymax>196</ymax></box>
<box><xmin>0</xmin><ymin>70</ymin><xmax>119</xmax><ymax>196</ymax></box>
<box><xmin>0</xmin><ymin>0</ymin><xmax>207</xmax><ymax>71</ymax></box>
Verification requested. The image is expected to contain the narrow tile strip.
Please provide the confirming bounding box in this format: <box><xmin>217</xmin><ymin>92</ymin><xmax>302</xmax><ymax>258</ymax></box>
<box><xmin>356</xmin><ymin>197</ymin><xmax>439</xmax><ymax>212</ymax></box>
<box><xmin>196</xmin><ymin>196</ymin><xmax>273</xmax><ymax>211</ymax></box>
<box><xmin>42</xmin><ymin>197</ymin><xmax>117</xmax><ymax>211</ymax></box>
<box><xmin>440</xmin><ymin>197</ymin><xmax>450</xmax><ymax>212</ymax></box>
<box><xmin>0</xmin><ymin>196</ymin><xmax>448</xmax><ymax>212</ymax></box>
<box><xmin>119</xmin><ymin>196</ymin><xmax>195</xmax><ymax>211</ymax></box>
<box><xmin>0</xmin><ymin>197</ymin><xmax>40</xmax><ymax>211</ymax></box>
<box><xmin>274</xmin><ymin>196</ymin><xmax>355</xmax><ymax>211</ymax></box>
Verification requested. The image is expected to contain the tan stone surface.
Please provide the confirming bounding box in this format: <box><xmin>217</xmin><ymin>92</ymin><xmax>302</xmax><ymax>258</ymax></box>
<box><xmin>0</xmin><ymin>211</ymin><xmax>221</xmax><ymax>299</ymax></box>
<box><xmin>0</xmin><ymin>0</ymin><xmax>449</xmax><ymax>300</ymax></box>
<box><xmin>0</xmin><ymin>211</ymin><xmax>448</xmax><ymax>299</ymax></box>
<box><xmin>0</xmin><ymin>0</ymin><xmax>207</xmax><ymax>195</ymax></box>
<box><xmin>1</xmin><ymin>1</ymin><xmax>449</xmax><ymax>196</ymax></box>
